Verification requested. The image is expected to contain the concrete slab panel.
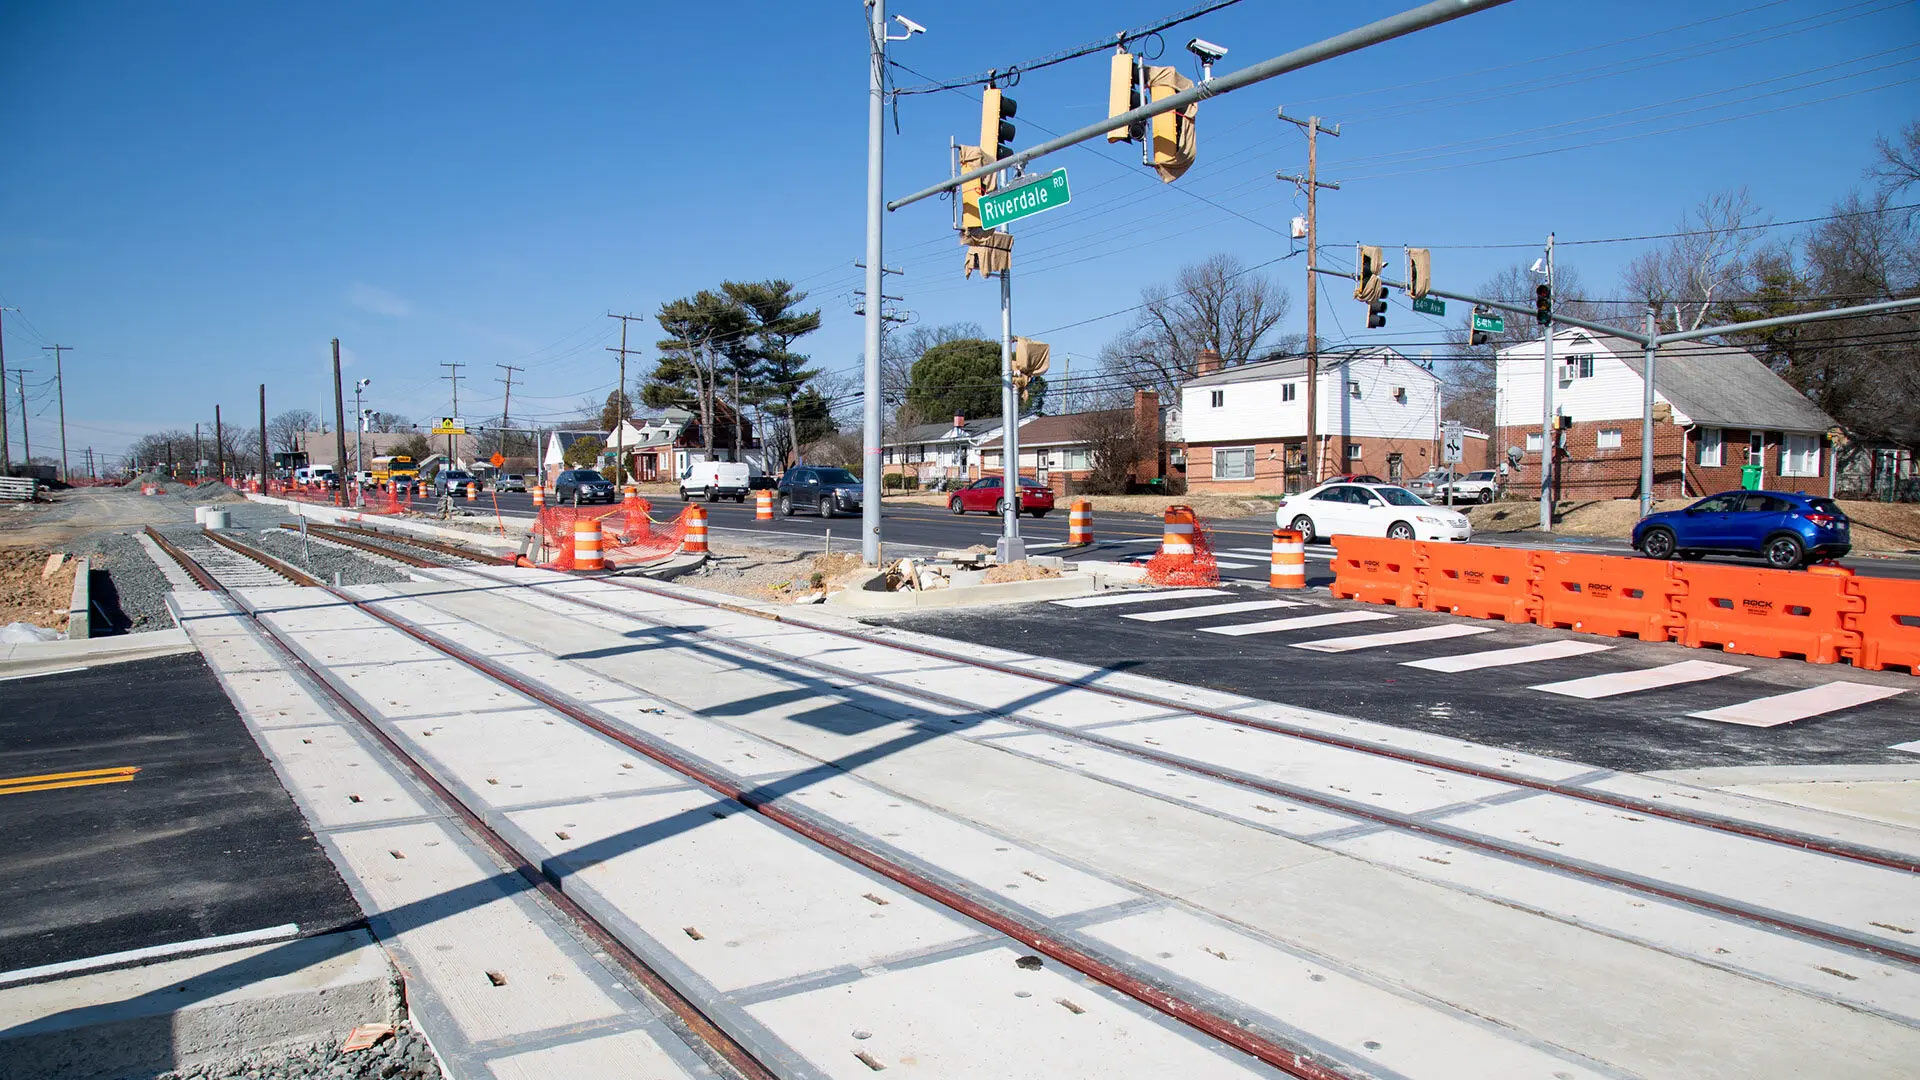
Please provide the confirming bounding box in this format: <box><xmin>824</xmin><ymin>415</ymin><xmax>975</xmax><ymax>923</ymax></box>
<box><xmin>485</xmin><ymin>1028</ymin><xmax>712</xmax><ymax>1080</ymax></box>
<box><xmin>257</xmin><ymin>725</ymin><xmax>433</xmax><ymax>828</ymax></box>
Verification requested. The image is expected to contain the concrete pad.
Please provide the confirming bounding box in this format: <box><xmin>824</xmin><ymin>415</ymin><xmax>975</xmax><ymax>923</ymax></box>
<box><xmin>485</xmin><ymin>1028</ymin><xmax>715</xmax><ymax>1080</ymax></box>
<box><xmin>0</xmin><ymin>629</ymin><xmax>193</xmax><ymax>678</ymax></box>
<box><xmin>0</xmin><ymin>929</ymin><xmax>393</xmax><ymax>1080</ymax></box>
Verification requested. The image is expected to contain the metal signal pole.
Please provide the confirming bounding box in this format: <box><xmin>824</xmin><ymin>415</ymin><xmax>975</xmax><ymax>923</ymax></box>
<box><xmin>1537</xmin><ymin>233</ymin><xmax>1555</xmax><ymax>531</ymax></box>
<box><xmin>861</xmin><ymin>0</ymin><xmax>887</xmax><ymax>566</ymax></box>
<box><xmin>332</xmin><ymin>339</ymin><xmax>349</xmax><ymax>506</ymax></box>
<box><xmin>996</xmin><ymin>250</ymin><xmax>1025</xmax><ymax>562</ymax></box>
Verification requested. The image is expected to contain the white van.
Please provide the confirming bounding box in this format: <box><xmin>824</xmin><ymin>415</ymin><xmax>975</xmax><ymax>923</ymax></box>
<box><xmin>293</xmin><ymin>465</ymin><xmax>335</xmax><ymax>486</ymax></box>
<box><xmin>680</xmin><ymin>461</ymin><xmax>751</xmax><ymax>502</ymax></box>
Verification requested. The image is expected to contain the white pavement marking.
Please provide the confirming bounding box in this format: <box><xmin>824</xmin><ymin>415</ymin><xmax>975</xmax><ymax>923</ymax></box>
<box><xmin>1052</xmin><ymin>588</ymin><xmax>1230</xmax><ymax>608</ymax></box>
<box><xmin>1531</xmin><ymin>660</ymin><xmax>1747</xmax><ymax>699</ymax></box>
<box><xmin>1688</xmin><ymin>682</ymin><xmax>1908</xmax><ymax>727</ymax></box>
<box><xmin>1212</xmin><ymin>560</ymin><xmax>1255</xmax><ymax>570</ymax></box>
<box><xmin>1199</xmin><ymin>611</ymin><xmax>1397</xmax><ymax>637</ymax></box>
<box><xmin>1225</xmin><ymin>547</ymin><xmax>1334</xmax><ymax>561</ymax></box>
<box><xmin>0</xmin><ymin>923</ymin><xmax>301</xmax><ymax>987</ymax></box>
<box><xmin>1402</xmin><ymin>639</ymin><xmax>1616</xmax><ymax>673</ymax></box>
<box><xmin>0</xmin><ymin>666</ymin><xmax>87</xmax><ymax>682</ymax></box>
<box><xmin>1894</xmin><ymin>739</ymin><xmax>1920</xmax><ymax>754</ymax></box>
<box><xmin>1291</xmin><ymin>624</ymin><xmax>1497</xmax><ymax>653</ymax></box>
<box><xmin>1121</xmin><ymin>599</ymin><xmax>1308</xmax><ymax>622</ymax></box>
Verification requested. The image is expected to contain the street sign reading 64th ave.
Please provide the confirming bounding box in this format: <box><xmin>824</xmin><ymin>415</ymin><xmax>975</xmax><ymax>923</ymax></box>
<box><xmin>979</xmin><ymin>169</ymin><xmax>1070</xmax><ymax>229</ymax></box>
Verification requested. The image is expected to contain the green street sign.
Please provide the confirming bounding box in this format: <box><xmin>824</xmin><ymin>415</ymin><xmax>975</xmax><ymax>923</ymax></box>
<box><xmin>979</xmin><ymin>169</ymin><xmax>1070</xmax><ymax>229</ymax></box>
<box><xmin>1412</xmin><ymin>295</ymin><xmax>1446</xmax><ymax>316</ymax></box>
<box><xmin>1472</xmin><ymin>311</ymin><xmax>1506</xmax><ymax>334</ymax></box>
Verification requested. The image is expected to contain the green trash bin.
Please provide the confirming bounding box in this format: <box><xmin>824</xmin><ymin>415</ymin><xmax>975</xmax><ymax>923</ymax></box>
<box><xmin>1740</xmin><ymin>464</ymin><xmax>1763</xmax><ymax>490</ymax></box>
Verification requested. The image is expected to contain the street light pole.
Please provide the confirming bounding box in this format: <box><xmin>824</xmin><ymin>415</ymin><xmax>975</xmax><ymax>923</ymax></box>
<box><xmin>860</xmin><ymin>0</ymin><xmax>888</xmax><ymax>566</ymax></box>
<box><xmin>1537</xmin><ymin>233</ymin><xmax>1555</xmax><ymax>532</ymax></box>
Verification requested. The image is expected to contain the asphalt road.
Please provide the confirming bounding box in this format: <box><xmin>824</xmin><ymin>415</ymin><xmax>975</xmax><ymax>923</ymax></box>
<box><xmin>0</xmin><ymin>654</ymin><xmax>363</xmax><ymax>975</ymax></box>
<box><xmin>876</xmin><ymin>586</ymin><xmax>1920</xmax><ymax>774</ymax></box>
<box><xmin>394</xmin><ymin>488</ymin><xmax>1920</xmax><ymax>582</ymax></box>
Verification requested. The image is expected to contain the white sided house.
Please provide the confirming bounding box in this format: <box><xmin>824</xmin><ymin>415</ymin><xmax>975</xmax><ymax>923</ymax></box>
<box><xmin>1493</xmin><ymin>328</ymin><xmax>1837</xmax><ymax>501</ymax></box>
<box><xmin>1181</xmin><ymin>347</ymin><xmax>1442</xmax><ymax>494</ymax></box>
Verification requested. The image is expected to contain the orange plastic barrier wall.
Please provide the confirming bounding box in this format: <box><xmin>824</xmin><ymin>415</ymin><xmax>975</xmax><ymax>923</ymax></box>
<box><xmin>1328</xmin><ymin>536</ymin><xmax>1423</xmax><ymax>608</ymax></box>
<box><xmin>1667</xmin><ymin>563</ymin><xmax>1862</xmax><ymax>664</ymax></box>
<box><xmin>1418</xmin><ymin>543</ymin><xmax>1537</xmax><ymax>623</ymax></box>
<box><xmin>1534</xmin><ymin>551</ymin><xmax>1684</xmax><ymax>641</ymax></box>
<box><xmin>1843</xmin><ymin>575</ymin><xmax>1920</xmax><ymax>674</ymax></box>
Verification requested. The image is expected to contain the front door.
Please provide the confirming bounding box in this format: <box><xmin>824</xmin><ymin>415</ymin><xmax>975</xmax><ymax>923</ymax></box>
<box><xmin>1387</xmin><ymin>454</ymin><xmax>1404</xmax><ymax>484</ymax></box>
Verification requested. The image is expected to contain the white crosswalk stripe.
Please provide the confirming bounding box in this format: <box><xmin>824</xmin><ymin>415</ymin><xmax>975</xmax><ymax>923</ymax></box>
<box><xmin>1213</xmin><ymin>560</ymin><xmax>1256</xmax><ymax>570</ymax></box>
<box><xmin>1894</xmin><ymin>740</ymin><xmax>1920</xmax><ymax>754</ymax></box>
<box><xmin>1531</xmin><ymin>660</ymin><xmax>1746</xmax><ymax>699</ymax></box>
<box><xmin>1224</xmin><ymin>547</ymin><xmax>1334</xmax><ymax>561</ymax></box>
<box><xmin>1687</xmin><ymin>682</ymin><xmax>1907</xmax><ymax>727</ymax></box>
<box><xmin>1052</xmin><ymin>588</ymin><xmax>1231</xmax><ymax>608</ymax></box>
<box><xmin>1200</xmin><ymin>611</ymin><xmax>1396</xmax><ymax>637</ymax></box>
<box><xmin>1291</xmin><ymin>624</ymin><xmax>1497</xmax><ymax>653</ymax></box>
<box><xmin>1122</xmin><ymin>599</ymin><xmax>1309</xmax><ymax>622</ymax></box>
<box><xmin>1401</xmin><ymin>639</ymin><xmax>1614</xmax><ymax>672</ymax></box>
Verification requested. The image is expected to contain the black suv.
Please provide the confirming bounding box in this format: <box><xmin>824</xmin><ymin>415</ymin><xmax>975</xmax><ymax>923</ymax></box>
<box><xmin>554</xmin><ymin>468</ymin><xmax>616</xmax><ymax>504</ymax></box>
<box><xmin>777</xmin><ymin>466</ymin><xmax>863</xmax><ymax>517</ymax></box>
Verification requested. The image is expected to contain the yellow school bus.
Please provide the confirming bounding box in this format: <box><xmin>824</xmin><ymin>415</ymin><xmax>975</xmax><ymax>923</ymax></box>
<box><xmin>371</xmin><ymin>455</ymin><xmax>418</xmax><ymax>488</ymax></box>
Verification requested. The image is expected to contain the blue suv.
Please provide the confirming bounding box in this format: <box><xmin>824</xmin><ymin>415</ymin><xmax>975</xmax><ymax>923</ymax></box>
<box><xmin>1632</xmin><ymin>489</ymin><xmax>1850</xmax><ymax>570</ymax></box>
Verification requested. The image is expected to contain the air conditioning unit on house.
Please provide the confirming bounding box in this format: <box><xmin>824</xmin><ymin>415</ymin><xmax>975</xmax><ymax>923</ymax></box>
<box><xmin>1557</xmin><ymin>361</ymin><xmax>1579</xmax><ymax>384</ymax></box>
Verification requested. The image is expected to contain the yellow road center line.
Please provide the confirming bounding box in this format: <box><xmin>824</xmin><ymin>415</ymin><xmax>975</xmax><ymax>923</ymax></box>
<box><xmin>0</xmin><ymin>774</ymin><xmax>138</xmax><ymax>796</ymax></box>
<box><xmin>0</xmin><ymin>766</ymin><xmax>140</xmax><ymax>788</ymax></box>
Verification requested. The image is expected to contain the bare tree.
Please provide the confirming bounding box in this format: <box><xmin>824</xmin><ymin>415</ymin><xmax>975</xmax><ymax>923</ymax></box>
<box><xmin>1870</xmin><ymin>120</ymin><xmax>1920</xmax><ymax>197</ymax></box>
<box><xmin>1072</xmin><ymin>407</ymin><xmax>1151</xmax><ymax>495</ymax></box>
<box><xmin>1099</xmin><ymin>254</ymin><xmax>1291</xmax><ymax>398</ymax></box>
<box><xmin>1621</xmin><ymin>189</ymin><xmax>1767</xmax><ymax>332</ymax></box>
<box><xmin>266</xmin><ymin>408</ymin><xmax>320</xmax><ymax>452</ymax></box>
<box><xmin>366</xmin><ymin>411</ymin><xmax>410</xmax><ymax>433</ymax></box>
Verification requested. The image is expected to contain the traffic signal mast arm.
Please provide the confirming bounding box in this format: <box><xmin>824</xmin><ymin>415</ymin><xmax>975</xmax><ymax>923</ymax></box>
<box><xmin>888</xmin><ymin>0</ymin><xmax>1519</xmax><ymax>211</ymax></box>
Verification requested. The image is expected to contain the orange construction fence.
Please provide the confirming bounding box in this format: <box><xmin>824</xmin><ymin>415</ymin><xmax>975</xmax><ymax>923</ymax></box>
<box><xmin>532</xmin><ymin>500</ymin><xmax>693</xmax><ymax>570</ymax></box>
<box><xmin>1143</xmin><ymin>505</ymin><xmax>1219</xmax><ymax>587</ymax></box>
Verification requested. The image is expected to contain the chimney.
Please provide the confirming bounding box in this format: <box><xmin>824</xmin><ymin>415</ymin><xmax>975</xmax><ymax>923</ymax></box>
<box><xmin>953</xmin><ymin>414</ymin><xmax>965</xmax><ymax>430</ymax></box>
<box><xmin>1133</xmin><ymin>390</ymin><xmax>1161</xmax><ymax>483</ymax></box>
<box><xmin>1196</xmin><ymin>349</ymin><xmax>1222</xmax><ymax>379</ymax></box>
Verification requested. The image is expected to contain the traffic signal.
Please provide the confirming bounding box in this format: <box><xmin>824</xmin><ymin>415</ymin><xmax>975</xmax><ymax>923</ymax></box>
<box><xmin>1107</xmin><ymin>51</ymin><xmax>1143</xmax><ymax>143</ymax></box>
<box><xmin>1535</xmin><ymin>283</ymin><xmax>1552</xmax><ymax>325</ymax></box>
<box><xmin>957</xmin><ymin>144</ymin><xmax>994</xmax><ymax>232</ymax></box>
<box><xmin>1468</xmin><ymin>306</ymin><xmax>1492</xmax><ymax>347</ymax></box>
<box><xmin>1407</xmin><ymin>247</ymin><xmax>1431</xmax><ymax>299</ymax></box>
<box><xmin>1355</xmin><ymin>245</ymin><xmax>1384</xmax><ymax>303</ymax></box>
<box><xmin>1369</xmin><ymin>288</ymin><xmax>1389</xmax><ymax>329</ymax></box>
<box><xmin>982</xmin><ymin>87</ymin><xmax>1017</xmax><ymax>163</ymax></box>
<box><xmin>1145</xmin><ymin>65</ymin><xmax>1197</xmax><ymax>181</ymax></box>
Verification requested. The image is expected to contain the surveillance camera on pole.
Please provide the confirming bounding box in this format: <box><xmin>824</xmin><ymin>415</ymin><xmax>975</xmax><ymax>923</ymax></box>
<box><xmin>888</xmin><ymin>14</ymin><xmax>926</xmax><ymax>39</ymax></box>
<box><xmin>1186</xmin><ymin>38</ymin><xmax>1227</xmax><ymax>80</ymax></box>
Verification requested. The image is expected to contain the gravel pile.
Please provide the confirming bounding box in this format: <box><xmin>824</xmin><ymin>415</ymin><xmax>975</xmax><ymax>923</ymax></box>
<box><xmin>60</xmin><ymin>530</ymin><xmax>177</xmax><ymax>633</ymax></box>
<box><xmin>157</xmin><ymin>1025</ymin><xmax>442</xmax><ymax>1080</ymax></box>
<box><xmin>248</xmin><ymin>527</ymin><xmax>411</xmax><ymax>586</ymax></box>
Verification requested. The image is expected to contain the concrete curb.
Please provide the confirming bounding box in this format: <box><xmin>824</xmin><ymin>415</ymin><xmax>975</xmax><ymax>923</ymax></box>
<box><xmin>64</xmin><ymin>557</ymin><xmax>89</xmax><ymax>641</ymax></box>
<box><xmin>825</xmin><ymin>568</ymin><xmax>1096</xmax><ymax>610</ymax></box>
<box><xmin>0</xmin><ymin>929</ymin><xmax>395</xmax><ymax>1080</ymax></box>
<box><xmin>247</xmin><ymin>494</ymin><xmax>522</xmax><ymax>552</ymax></box>
<box><xmin>0</xmin><ymin>629</ymin><xmax>194</xmax><ymax>678</ymax></box>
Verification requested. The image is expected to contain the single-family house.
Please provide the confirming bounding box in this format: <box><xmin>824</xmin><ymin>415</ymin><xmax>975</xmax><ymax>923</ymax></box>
<box><xmin>1493</xmin><ymin>329</ymin><xmax>1838</xmax><ymax>500</ymax></box>
<box><xmin>1181</xmin><ymin>347</ymin><xmax>1443</xmax><ymax>494</ymax></box>
<box><xmin>880</xmin><ymin>415</ymin><xmax>1008</xmax><ymax>487</ymax></box>
<box><xmin>975</xmin><ymin>391</ymin><xmax>1175</xmax><ymax>494</ymax></box>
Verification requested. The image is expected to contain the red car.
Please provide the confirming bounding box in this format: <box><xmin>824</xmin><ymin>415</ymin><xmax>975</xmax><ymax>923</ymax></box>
<box><xmin>948</xmin><ymin>475</ymin><xmax>1054</xmax><ymax>517</ymax></box>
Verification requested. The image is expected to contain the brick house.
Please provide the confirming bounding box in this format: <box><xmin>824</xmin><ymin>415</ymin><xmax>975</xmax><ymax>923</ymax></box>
<box><xmin>1181</xmin><ymin>347</ymin><xmax>1443</xmax><ymax>494</ymax></box>
<box><xmin>1494</xmin><ymin>329</ymin><xmax>1837</xmax><ymax>501</ymax></box>
<box><xmin>976</xmin><ymin>390</ymin><xmax>1172</xmax><ymax>494</ymax></box>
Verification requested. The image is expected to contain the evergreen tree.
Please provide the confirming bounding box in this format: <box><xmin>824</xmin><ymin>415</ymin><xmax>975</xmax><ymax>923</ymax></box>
<box><xmin>723</xmin><ymin>279</ymin><xmax>822</xmax><ymax>468</ymax></box>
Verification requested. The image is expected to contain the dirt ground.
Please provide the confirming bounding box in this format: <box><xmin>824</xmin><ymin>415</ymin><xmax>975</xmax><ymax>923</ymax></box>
<box><xmin>886</xmin><ymin>492</ymin><xmax>1272</xmax><ymax>519</ymax></box>
<box><xmin>983</xmin><ymin>560</ymin><xmax>1061</xmax><ymax>583</ymax></box>
<box><xmin>1466</xmin><ymin>497</ymin><xmax>1920</xmax><ymax>552</ymax></box>
<box><xmin>685</xmin><ymin>543</ymin><xmax>864</xmax><ymax>603</ymax></box>
<box><xmin>0</xmin><ymin>488</ymin><xmax>191</xmax><ymax>548</ymax></box>
<box><xmin>0</xmin><ymin>549</ymin><xmax>76</xmax><ymax>632</ymax></box>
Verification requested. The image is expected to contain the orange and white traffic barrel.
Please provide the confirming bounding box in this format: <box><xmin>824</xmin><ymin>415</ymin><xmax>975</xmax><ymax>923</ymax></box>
<box><xmin>573</xmin><ymin>519</ymin><xmax>605</xmax><ymax>570</ymax></box>
<box><xmin>1159</xmin><ymin>505</ymin><xmax>1196</xmax><ymax>564</ymax></box>
<box><xmin>1068</xmin><ymin>499</ymin><xmax>1093</xmax><ymax>545</ymax></box>
<box><xmin>682</xmin><ymin>505</ymin><xmax>709</xmax><ymax>554</ymax></box>
<box><xmin>1270</xmin><ymin>528</ymin><xmax>1306</xmax><ymax>590</ymax></box>
<box><xmin>532</xmin><ymin>484</ymin><xmax>545</xmax><ymax>511</ymax></box>
<box><xmin>755</xmin><ymin>490</ymin><xmax>774</xmax><ymax>521</ymax></box>
<box><xmin>465</xmin><ymin>481</ymin><xmax>477</xmax><ymax>501</ymax></box>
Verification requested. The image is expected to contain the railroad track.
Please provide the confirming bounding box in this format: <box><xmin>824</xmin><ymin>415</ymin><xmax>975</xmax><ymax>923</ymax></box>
<box><xmin>143</xmin><ymin>525</ymin><xmax>322</xmax><ymax>589</ymax></box>
<box><xmin>274</xmin><ymin>521</ymin><xmax>506</xmax><ymax>569</ymax></box>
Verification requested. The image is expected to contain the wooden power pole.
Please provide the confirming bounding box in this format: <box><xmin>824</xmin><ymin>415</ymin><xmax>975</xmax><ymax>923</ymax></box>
<box><xmin>1276</xmin><ymin>111</ymin><xmax>1339</xmax><ymax>490</ymax></box>
<box><xmin>607</xmin><ymin>312</ymin><xmax>645</xmax><ymax>488</ymax></box>
<box><xmin>332</xmin><ymin>339</ymin><xmax>349</xmax><ymax>506</ymax></box>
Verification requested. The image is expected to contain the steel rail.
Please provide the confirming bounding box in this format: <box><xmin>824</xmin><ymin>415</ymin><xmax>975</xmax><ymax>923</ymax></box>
<box><xmin>309</xmin><ymin>579</ymin><xmax>1361</xmax><ymax>1080</ymax></box>
<box><xmin>198</xmin><ymin>526</ymin><xmax>326</xmax><ymax>587</ymax></box>
<box><xmin>291</xmin><ymin>521</ymin><xmax>515</xmax><ymax>566</ymax></box>
<box><xmin>423</xmin><ymin>569</ymin><xmax>1920</xmax><ymax>970</ymax></box>
<box><xmin>141</xmin><ymin>529</ymin><xmax>780</xmax><ymax>1080</ymax></box>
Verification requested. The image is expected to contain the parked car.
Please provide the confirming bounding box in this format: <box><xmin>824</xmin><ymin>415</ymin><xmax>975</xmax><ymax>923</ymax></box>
<box><xmin>947</xmin><ymin>475</ymin><xmax>1054</xmax><ymax>518</ymax></box>
<box><xmin>499</xmin><ymin>474</ymin><xmax>527</xmax><ymax>492</ymax></box>
<box><xmin>1439</xmin><ymin>469</ymin><xmax>1502</xmax><ymax>504</ymax></box>
<box><xmin>553</xmin><ymin>468</ymin><xmax>616</xmax><ymax>504</ymax></box>
<box><xmin>353</xmin><ymin>469</ymin><xmax>376</xmax><ymax>487</ymax></box>
<box><xmin>1404</xmin><ymin>469</ymin><xmax>1460</xmax><ymax>499</ymax></box>
<box><xmin>1631</xmin><ymin>489</ymin><xmax>1849</xmax><ymax>570</ymax></box>
<box><xmin>1277</xmin><ymin>481</ymin><xmax>1472</xmax><ymax>542</ymax></box>
<box><xmin>681</xmin><ymin>460</ymin><xmax>752</xmax><ymax>502</ymax></box>
<box><xmin>777</xmin><ymin>466</ymin><xmax>863</xmax><ymax>517</ymax></box>
<box><xmin>433</xmin><ymin>469</ymin><xmax>481</xmax><ymax>497</ymax></box>
<box><xmin>1326</xmin><ymin>472</ymin><xmax>1386</xmax><ymax>485</ymax></box>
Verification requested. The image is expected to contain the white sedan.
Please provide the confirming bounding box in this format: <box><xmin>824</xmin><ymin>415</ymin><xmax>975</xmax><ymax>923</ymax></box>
<box><xmin>1277</xmin><ymin>481</ymin><xmax>1473</xmax><ymax>543</ymax></box>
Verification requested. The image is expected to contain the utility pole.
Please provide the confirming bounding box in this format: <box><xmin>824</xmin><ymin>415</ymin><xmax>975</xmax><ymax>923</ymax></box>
<box><xmin>1640</xmin><ymin>305</ymin><xmax>1658</xmax><ymax>519</ymax></box>
<box><xmin>1277</xmin><ymin>111</ymin><xmax>1339</xmax><ymax>490</ymax></box>
<box><xmin>194</xmin><ymin>424</ymin><xmax>203</xmax><ymax>480</ymax></box>
<box><xmin>258</xmin><ymin>384</ymin><xmax>268</xmax><ymax>486</ymax></box>
<box><xmin>607</xmin><ymin>313</ymin><xmax>645</xmax><ymax>488</ymax></box>
<box><xmin>332</xmin><ymin>339</ymin><xmax>349</xmax><ymax>507</ymax></box>
<box><xmin>0</xmin><ymin>307</ymin><xmax>15</xmax><ymax>474</ymax></box>
<box><xmin>14</xmin><ymin>369</ymin><xmax>30</xmax><ymax>464</ymax></box>
<box><xmin>496</xmin><ymin>363</ymin><xmax>522</xmax><ymax>467</ymax></box>
<box><xmin>996</xmin><ymin>239</ymin><xmax>1025</xmax><ymax>563</ymax></box>
<box><xmin>440</xmin><ymin>361</ymin><xmax>464</xmax><ymax>465</ymax></box>
<box><xmin>215</xmin><ymin>404</ymin><xmax>224</xmax><ymax>479</ymax></box>
<box><xmin>1537</xmin><ymin>233</ymin><xmax>1555</xmax><ymax>531</ymax></box>
<box><xmin>861</xmin><ymin>0</ymin><xmax>888</xmax><ymax>566</ymax></box>
<box><xmin>42</xmin><ymin>344</ymin><xmax>71</xmax><ymax>481</ymax></box>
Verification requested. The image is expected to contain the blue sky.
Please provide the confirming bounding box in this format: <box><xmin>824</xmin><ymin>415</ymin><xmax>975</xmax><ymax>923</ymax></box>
<box><xmin>3</xmin><ymin>0</ymin><xmax>1915</xmax><ymax>465</ymax></box>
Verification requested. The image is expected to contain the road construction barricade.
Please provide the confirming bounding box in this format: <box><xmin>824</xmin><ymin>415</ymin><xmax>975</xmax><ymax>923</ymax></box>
<box><xmin>1843</xmin><ymin>574</ymin><xmax>1920</xmax><ymax>674</ymax></box>
<box><xmin>1670</xmin><ymin>562</ymin><xmax>1862</xmax><ymax>664</ymax></box>
<box><xmin>1068</xmin><ymin>500</ymin><xmax>1093</xmax><ymax>545</ymax></box>
<box><xmin>573</xmin><ymin>519</ymin><xmax>605</xmax><ymax>570</ymax></box>
<box><xmin>756</xmin><ymin>490</ymin><xmax>774</xmax><ymax>521</ymax></box>
<box><xmin>1329</xmin><ymin>535</ymin><xmax>1423</xmax><ymax>608</ymax></box>
<box><xmin>1269</xmin><ymin>529</ymin><xmax>1305</xmax><ymax>590</ymax></box>
<box><xmin>681</xmin><ymin>504</ymin><xmax>709</xmax><ymax>554</ymax></box>
<box><xmin>1144</xmin><ymin>505</ymin><xmax>1219</xmax><ymax>587</ymax></box>
<box><xmin>1533</xmin><ymin>551</ymin><xmax>1684</xmax><ymax>641</ymax></box>
<box><xmin>1418</xmin><ymin>542</ymin><xmax>1537</xmax><ymax>622</ymax></box>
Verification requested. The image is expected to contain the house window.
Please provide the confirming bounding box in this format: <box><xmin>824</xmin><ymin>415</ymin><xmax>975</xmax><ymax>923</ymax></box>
<box><xmin>1571</xmin><ymin>355</ymin><xmax>1594</xmax><ymax>379</ymax></box>
<box><xmin>1393</xmin><ymin>386</ymin><xmax>1407</xmax><ymax>403</ymax></box>
<box><xmin>1210</xmin><ymin>390</ymin><xmax>1224</xmax><ymax>408</ymax></box>
<box><xmin>1748</xmin><ymin>432</ymin><xmax>1766</xmax><ymax>464</ymax></box>
<box><xmin>1597</xmin><ymin>428</ymin><xmax>1622</xmax><ymax>450</ymax></box>
<box><xmin>1281</xmin><ymin>383</ymin><xmax>1297</xmax><ymax>402</ymax></box>
<box><xmin>1347</xmin><ymin>443</ymin><xmax>1364</xmax><ymax>462</ymax></box>
<box><xmin>1526</xmin><ymin>432</ymin><xmax>1544</xmax><ymax>453</ymax></box>
<box><xmin>1698</xmin><ymin>428</ymin><xmax>1723</xmax><ymax>467</ymax></box>
<box><xmin>1349</xmin><ymin>381</ymin><xmax>1362</xmax><ymax>400</ymax></box>
<box><xmin>1781</xmin><ymin>433</ymin><xmax>1820</xmax><ymax>477</ymax></box>
<box><xmin>1066</xmin><ymin>448</ymin><xmax>1090</xmax><ymax>471</ymax></box>
<box><xmin>1214</xmin><ymin>447</ymin><xmax>1255</xmax><ymax>480</ymax></box>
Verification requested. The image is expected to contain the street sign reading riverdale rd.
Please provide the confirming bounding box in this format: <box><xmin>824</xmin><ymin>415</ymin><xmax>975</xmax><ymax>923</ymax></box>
<box><xmin>979</xmin><ymin>169</ymin><xmax>1070</xmax><ymax>228</ymax></box>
